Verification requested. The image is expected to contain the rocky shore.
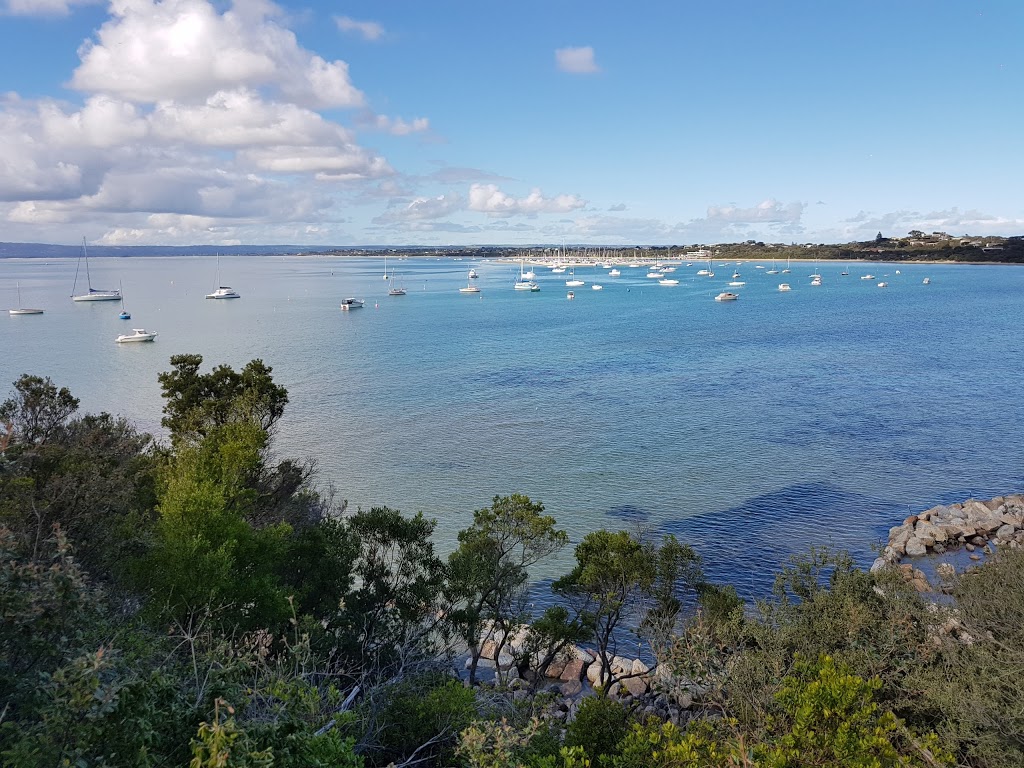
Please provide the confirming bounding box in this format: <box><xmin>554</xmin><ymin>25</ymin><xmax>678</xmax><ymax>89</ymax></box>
<box><xmin>873</xmin><ymin>494</ymin><xmax>1024</xmax><ymax>591</ymax></box>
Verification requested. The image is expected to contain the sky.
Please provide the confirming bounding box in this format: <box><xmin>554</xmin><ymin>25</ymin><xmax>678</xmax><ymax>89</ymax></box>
<box><xmin>0</xmin><ymin>0</ymin><xmax>1021</xmax><ymax>247</ymax></box>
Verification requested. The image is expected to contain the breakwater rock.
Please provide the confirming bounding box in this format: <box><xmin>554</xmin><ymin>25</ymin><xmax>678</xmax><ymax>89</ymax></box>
<box><xmin>874</xmin><ymin>494</ymin><xmax>1024</xmax><ymax>584</ymax></box>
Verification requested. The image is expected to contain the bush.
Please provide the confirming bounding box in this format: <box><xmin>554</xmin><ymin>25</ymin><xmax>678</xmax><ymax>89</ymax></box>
<box><xmin>564</xmin><ymin>695</ymin><xmax>631</xmax><ymax>768</ymax></box>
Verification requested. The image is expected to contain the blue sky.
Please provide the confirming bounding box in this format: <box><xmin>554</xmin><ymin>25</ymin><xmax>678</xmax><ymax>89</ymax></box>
<box><xmin>1</xmin><ymin>0</ymin><xmax>1020</xmax><ymax>246</ymax></box>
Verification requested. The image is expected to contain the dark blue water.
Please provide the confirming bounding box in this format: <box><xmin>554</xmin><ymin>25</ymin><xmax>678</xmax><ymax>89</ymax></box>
<box><xmin>3</xmin><ymin>255</ymin><xmax>1022</xmax><ymax>598</ymax></box>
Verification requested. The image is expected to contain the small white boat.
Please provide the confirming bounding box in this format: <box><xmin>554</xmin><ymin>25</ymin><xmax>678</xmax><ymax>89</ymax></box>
<box><xmin>591</xmin><ymin>284</ymin><xmax>603</xmax><ymax>291</ymax></box>
<box><xmin>877</xmin><ymin>282</ymin><xmax>888</xmax><ymax>288</ymax></box>
<box><xmin>732</xmin><ymin>271</ymin><xmax>741</xmax><ymax>279</ymax></box>
<box><xmin>646</xmin><ymin>271</ymin><xmax>664</xmax><ymax>279</ymax></box>
<box><xmin>923</xmin><ymin>277</ymin><xmax>931</xmax><ymax>285</ymax></box>
<box><xmin>515</xmin><ymin>280</ymin><xmax>540</xmax><ymax>292</ymax></box>
<box><xmin>778</xmin><ymin>283</ymin><xmax>792</xmax><ymax>292</ymax></box>
<box><xmin>714</xmin><ymin>292</ymin><xmax>739</xmax><ymax>302</ymax></box>
<box><xmin>895</xmin><ymin>270</ymin><xmax>901</xmax><ymax>275</ymax></box>
<box><xmin>459</xmin><ymin>284</ymin><xmax>481</xmax><ymax>294</ymax></box>
<box><xmin>566</xmin><ymin>291</ymin><xmax>575</xmax><ymax>300</ymax></box>
<box><xmin>628</xmin><ymin>262</ymin><xmax>641</xmax><ymax>268</ymax></box>
<box><xmin>115</xmin><ymin>328</ymin><xmax>157</xmax><ymax>343</ymax></box>
<box><xmin>608</xmin><ymin>269</ymin><xmax>621</xmax><ymax>277</ymax></box>
<box><xmin>206</xmin><ymin>286</ymin><xmax>240</xmax><ymax>299</ymax></box>
<box><xmin>340</xmin><ymin>297</ymin><xmax>366</xmax><ymax>309</ymax></box>
<box><xmin>9</xmin><ymin>282</ymin><xmax>44</xmax><ymax>315</ymax></box>
<box><xmin>696</xmin><ymin>269</ymin><xmax>710</xmax><ymax>276</ymax></box>
<box><xmin>728</xmin><ymin>281</ymin><xmax>745</xmax><ymax>287</ymax></box>
<box><xmin>659</xmin><ymin>279</ymin><xmax>680</xmax><ymax>286</ymax></box>
<box><xmin>565</xmin><ymin>274</ymin><xmax>585</xmax><ymax>287</ymax></box>
<box><xmin>811</xmin><ymin>278</ymin><xmax>822</xmax><ymax>286</ymax></box>
<box><xmin>551</xmin><ymin>266</ymin><xmax>566</xmax><ymax>273</ymax></box>
<box><xmin>861</xmin><ymin>274</ymin><xmax>876</xmax><ymax>280</ymax></box>
<box><xmin>468</xmin><ymin>268</ymin><xmax>479</xmax><ymax>279</ymax></box>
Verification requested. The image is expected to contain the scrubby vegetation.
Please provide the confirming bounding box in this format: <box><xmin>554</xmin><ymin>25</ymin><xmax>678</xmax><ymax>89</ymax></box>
<box><xmin>1</xmin><ymin>358</ymin><xmax>1022</xmax><ymax>766</ymax></box>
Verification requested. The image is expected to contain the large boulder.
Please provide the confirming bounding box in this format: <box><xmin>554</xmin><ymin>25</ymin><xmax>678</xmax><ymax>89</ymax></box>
<box><xmin>905</xmin><ymin>537</ymin><xmax>928</xmax><ymax>557</ymax></box>
<box><xmin>559</xmin><ymin>659</ymin><xmax>585</xmax><ymax>682</ymax></box>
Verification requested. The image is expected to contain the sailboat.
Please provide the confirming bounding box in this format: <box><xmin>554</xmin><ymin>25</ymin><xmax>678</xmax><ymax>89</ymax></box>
<box><xmin>383</xmin><ymin>253</ymin><xmax>389</xmax><ymax>279</ymax></box>
<box><xmin>206</xmin><ymin>254</ymin><xmax>240</xmax><ymax>299</ymax></box>
<box><xmin>565</xmin><ymin>267</ymin><xmax>584</xmax><ymax>287</ymax></box>
<box><xmin>9</xmin><ymin>282</ymin><xmax>44</xmax><ymax>315</ymax></box>
<box><xmin>71</xmin><ymin>238</ymin><xmax>121</xmax><ymax>301</ymax></box>
<box><xmin>781</xmin><ymin>255</ymin><xmax>791</xmax><ymax>274</ymax></box>
<box><xmin>387</xmin><ymin>271</ymin><xmax>407</xmax><ymax>296</ymax></box>
<box><xmin>766</xmin><ymin>258</ymin><xmax>779</xmax><ymax>275</ymax></box>
<box><xmin>118</xmin><ymin>281</ymin><xmax>131</xmax><ymax>319</ymax></box>
<box><xmin>515</xmin><ymin>259</ymin><xmax>540</xmax><ymax>291</ymax></box>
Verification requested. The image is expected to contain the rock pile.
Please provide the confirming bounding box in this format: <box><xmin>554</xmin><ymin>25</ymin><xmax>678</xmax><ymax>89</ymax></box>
<box><xmin>873</xmin><ymin>494</ymin><xmax>1024</xmax><ymax>581</ymax></box>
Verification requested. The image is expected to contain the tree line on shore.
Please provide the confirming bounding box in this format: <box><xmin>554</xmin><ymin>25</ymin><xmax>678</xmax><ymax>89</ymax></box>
<box><xmin>1</xmin><ymin>356</ymin><xmax>1022</xmax><ymax>767</ymax></box>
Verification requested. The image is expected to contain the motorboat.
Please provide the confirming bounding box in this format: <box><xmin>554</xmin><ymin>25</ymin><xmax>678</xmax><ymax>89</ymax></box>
<box><xmin>119</xmin><ymin>310</ymin><xmax>131</xmax><ymax>319</ymax></box>
<box><xmin>591</xmin><ymin>284</ymin><xmax>603</xmax><ymax>290</ymax></box>
<box><xmin>923</xmin><ymin>277</ymin><xmax>931</xmax><ymax>285</ymax></box>
<box><xmin>71</xmin><ymin>237</ymin><xmax>121</xmax><ymax>302</ymax></box>
<box><xmin>115</xmin><ymin>328</ymin><xmax>157</xmax><ymax>343</ymax></box>
<box><xmin>551</xmin><ymin>265</ymin><xmax>566</xmax><ymax>273</ymax></box>
<box><xmin>731</xmin><ymin>271</ymin><xmax>741</xmax><ymax>279</ymax></box>
<box><xmin>877</xmin><ymin>282</ymin><xmax>888</xmax><ymax>288</ymax></box>
<box><xmin>459</xmin><ymin>283</ymin><xmax>481</xmax><ymax>293</ymax></box>
<box><xmin>608</xmin><ymin>269</ymin><xmax>621</xmax><ymax>277</ymax></box>
<box><xmin>206</xmin><ymin>286</ymin><xmax>240</xmax><ymax>299</ymax></box>
<box><xmin>468</xmin><ymin>268</ymin><xmax>479</xmax><ymax>279</ymax></box>
<box><xmin>646</xmin><ymin>271</ymin><xmax>664</xmax><ymax>279</ymax></box>
<box><xmin>566</xmin><ymin>291</ymin><xmax>575</xmax><ymax>300</ymax></box>
<box><xmin>861</xmin><ymin>274</ymin><xmax>876</xmax><ymax>280</ymax></box>
<box><xmin>340</xmin><ymin>297</ymin><xmax>366</xmax><ymax>309</ymax></box>
<box><xmin>696</xmin><ymin>268</ymin><xmax>711</xmax><ymax>276</ymax></box>
<box><xmin>714</xmin><ymin>292</ymin><xmax>739</xmax><ymax>302</ymax></box>
<box><xmin>659</xmin><ymin>279</ymin><xmax>680</xmax><ymax>286</ymax></box>
<box><xmin>662</xmin><ymin>266</ymin><xmax>676</xmax><ymax>273</ymax></box>
<box><xmin>811</xmin><ymin>277</ymin><xmax>822</xmax><ymax>286</ymax></box>
<box><xmin>778</xmin><ymin>283</ymin><xmax>792</xmax><ymax>292</ymax></box>
<box><xmin>515</xmin><ymin>280</ymin><xmax>540</xmax><ymax>292</ymax></box>
<box><xmin>9</xmin><ymin>282</ymin><xmax>43</xmax><ymax>315</ymax></box>
<box><xmin>728</xmin><ymin>281</ymin><xmax>745</xmax><ymax>287</ymax></box>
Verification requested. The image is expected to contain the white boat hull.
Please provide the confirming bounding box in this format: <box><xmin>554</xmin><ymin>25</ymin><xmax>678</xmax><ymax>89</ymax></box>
<box><xmin>73</xmin><ymin>291</ymin><xmax>121</xmax><ymax>301</ymax></box>
<box><xmin>116</xmin><ymin>329</ymin><xmax>157</xmax><ymax>343</ymax></box>
<box><xmin>9</xmin><ymin>308</ymin><xmax>44</xmax><ymax>315</ymax></box>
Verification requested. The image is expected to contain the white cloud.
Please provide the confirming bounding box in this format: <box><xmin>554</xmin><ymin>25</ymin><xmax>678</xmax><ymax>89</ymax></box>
<box><xmin>555</xmin><ymin>46</ymin><xmax>600</xmax><ymax>74</ymax></box>
<box><xmin>360</xmin><ymin>113</ymin><xmax>430</xmax><ymax>136</ymax></box>
<box><xmin>335</xmin><ymin>15</ymin><xmax>384</xmax><ymax>41</ymax></box>
<box><xmin>706</xmin><ymin>198</ymin><xmax>805</xmax><ymax>225</ymax></box>
<box><xmin>71</xmin><ymin>0</ymin><xmax>364</xmax><ymax>109</ymax></box>
<box><xmin>3</xmin><ymin>0</ymin><xmax>100</xmax><ymax>16</ymax></box>
<box><xmin>373</xmin><ymin>194</ymin><xmax>464</xmax><ymax>225</ymax></box>
<box><xmin>468</xmin><ymin>184</ymin><xmax>586</xmax><ymax>217</ymax></box>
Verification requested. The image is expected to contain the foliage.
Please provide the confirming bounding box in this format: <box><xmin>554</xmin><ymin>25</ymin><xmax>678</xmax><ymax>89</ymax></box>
<box><xmin>554</xmin><ymin>530</ymin><xmax>701</xmax><ymax>691</ymax></box>
<box><xmin>361</xmin><ymin>673</ymin><xmax>477</xmax><ymax>767</ymax></box>
<box><xmin>564</xmin><ymin>695</ymin><xmax>632</xmax><ymax>768</ymax></box>
<box><xmin>448</xmin><ymin>494</ymin><xmax>568</xmax><ymax>685</ymax></box>
<box><xmin>0</xmin><ymin>374</ymin><xmax>155</xmax><ymax>579</ymax></box>
<box><xmin>158</xmin><ymin>354</ymin><xmax>289</xmax><ymax>445</ymax></box>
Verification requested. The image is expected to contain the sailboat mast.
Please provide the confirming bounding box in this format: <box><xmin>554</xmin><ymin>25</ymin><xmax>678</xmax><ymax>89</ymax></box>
<box><xmin>83</xmin><ymin>237</ymin><xmax>92</xmax><ymax>290</ymax></box>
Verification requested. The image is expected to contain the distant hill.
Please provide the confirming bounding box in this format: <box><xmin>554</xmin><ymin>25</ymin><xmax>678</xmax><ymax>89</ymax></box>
<box><xmin>0</xmin><ymin>243</ymin><xmax>348</xmax><ymax>258</ymax></box>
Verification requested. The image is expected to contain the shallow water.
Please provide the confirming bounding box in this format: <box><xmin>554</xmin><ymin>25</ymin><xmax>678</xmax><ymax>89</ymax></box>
<box><xmin>3</xmin><ymin>255</ymin><xmax>1022</xmax><ymax>599</ymax></box>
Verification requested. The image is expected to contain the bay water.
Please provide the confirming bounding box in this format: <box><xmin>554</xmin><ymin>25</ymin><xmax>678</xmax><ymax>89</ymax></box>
<box><xmin>3</xmin><ymin>255</ymin><xmax>1022</xmax><ymax>599</ymax></box>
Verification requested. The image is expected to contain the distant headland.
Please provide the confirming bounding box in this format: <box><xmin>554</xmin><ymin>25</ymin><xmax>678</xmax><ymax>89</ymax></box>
<box><xmin>1</xmin><ymin>231</ymin><xmax>1021</xmax><ymax>263</ymax></box>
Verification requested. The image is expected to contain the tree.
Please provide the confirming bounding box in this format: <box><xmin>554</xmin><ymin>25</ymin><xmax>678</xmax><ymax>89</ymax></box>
<box><xmin>331</xmin><ymin>507</ymin><xmax>447</xmax><ymax>680</ymax></box>
<box><xmin>447</xmin><ymin>494</ymin><xmax>568</xmax><ymax>685</ymax></box>
<box><xmin>553</xmin><ymin>530</ymin><xmax>701</xmax><ymax>692</ymax></box>
<box><xmin>158</xmin><ymin>354</ymin><xmax>288</xmax><ymax>445</ymax></box>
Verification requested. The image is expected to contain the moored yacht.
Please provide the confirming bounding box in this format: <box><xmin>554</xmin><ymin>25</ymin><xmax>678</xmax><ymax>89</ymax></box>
<box><xmin>340</xmin><ymin>297</ymin><xmax>366</xmax><ymax>309</ymax></box>
<box><xmin>714</xmin><ymin>292</ymin><xmax>739</xmax><ymax>302</ymax></box>
<box><xmin>206</xmin><ymin>286</ymin><xmax>240</xmax><ymax>299</ymax></box>
<box><xmin>115</xmin><ymin>328</ymin><xmax>157</xmax><ymax>343</ymax></box>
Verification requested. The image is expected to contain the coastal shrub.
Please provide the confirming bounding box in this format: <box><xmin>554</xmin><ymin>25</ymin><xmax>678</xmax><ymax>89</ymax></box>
<box><xmin>564</xmin><ymin>695</ymin><xmax>631</xmax><ymax>768</ymax></box>
<box><xmin>361</xmin><ymin>672</ymin><xmax>477</xmax><ymax>767</ymax></box>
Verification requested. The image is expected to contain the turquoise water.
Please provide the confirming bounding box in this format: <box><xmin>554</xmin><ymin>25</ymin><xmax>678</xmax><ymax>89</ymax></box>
<box><xmin>3</xmin><ymin>255</ymin><xmax>1022</xmax><ymax>596</ymax></box>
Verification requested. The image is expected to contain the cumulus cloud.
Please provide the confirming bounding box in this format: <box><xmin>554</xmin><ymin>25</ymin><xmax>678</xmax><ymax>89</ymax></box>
<box><xmin>3</xmin><ymin>0</ymin><xmax>100</xmax><ymax>16</ymax></box>
<box><xmin>468</xmin><ymin>184</ymin><xmax>586</xmax><ymax>217</ymax></box>
<box><xmin>834</xmin><ymin>207</ymin><xmax>1024</xmax><ymax>241</ymax></box>
<box><xmin>335</xmin><ymin>15</ymin><xmax>384</xmax><ymax>41</ymax></box>
<box><xmin>71</xmin><ymin>0</ymin><xmax>364</xmax><ymax>109</ymax></box>
<box><xmin>555</xmin><ymin>46</ymin><xmax>600</xmax><ymax>74</ymax></box>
